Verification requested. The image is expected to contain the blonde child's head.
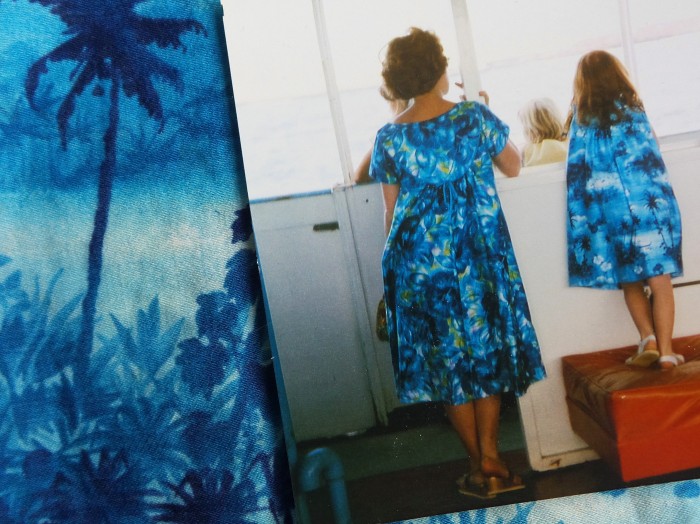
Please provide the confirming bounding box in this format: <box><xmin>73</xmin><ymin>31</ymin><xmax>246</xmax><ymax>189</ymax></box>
<box><xmin>518</xmin><ymin>98</ymin><xmax>565</xmax><ymax>144</ymax></box>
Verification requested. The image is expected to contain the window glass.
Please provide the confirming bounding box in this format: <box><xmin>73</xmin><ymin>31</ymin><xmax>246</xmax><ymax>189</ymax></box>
<box><xmin>627</xmin><ymin>0</ymin><xmax>700</xmax><ymax>136</ymax></box>
<box><xmin>467</xmin><ymin>0</ymin><xmax>621</xmax><ymax>147</ymax></box>
<box><xmin>324</xmin><ymin>1</ymin><xmax>465</xmax><ymax>174</ymax></box>
<box><xmin>225</xmin><ymin>1</ymin><xmax>700</xmax><ymax>200</ymax></box>
<box><xmin>223</xmin><ymin>0</ymin><xmax>341</xmax><ymax>200</ymax></box>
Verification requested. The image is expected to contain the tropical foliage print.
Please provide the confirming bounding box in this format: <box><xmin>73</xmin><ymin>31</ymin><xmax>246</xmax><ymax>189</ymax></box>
<box><xmin>566</xmin><ymin>104</ymin><xmax>683</xmax><ymax>289</ymax></box>
<box><xmin>0</xmin><ymin>211</ymin><xmax>291</xmax><ymax>523</ymax></box>
<box><xmin>23</xmin><ymin>0</ymin><xmax>208</xmax><ymax>389</ymax></box>
<box><xmin>392</xmin><ymin>479</ymin><xmax>700</xmax><ymax>523</ymax></box>
<box><xmin>0</xmin><ymin>0</ymin><xmax>293</xmax><ymax>522</ymax></box>
<box><xmin>369</xmin><ymin>102</ymin><xmax>546</xmax><ymax>406</ymax></box>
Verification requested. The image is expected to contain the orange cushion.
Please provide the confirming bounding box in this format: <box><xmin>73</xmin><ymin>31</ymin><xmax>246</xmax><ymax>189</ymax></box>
<box><xmin>562</xmin><ymin>334</ymin><xmax>700</xmax><ymax>481</ymax></box>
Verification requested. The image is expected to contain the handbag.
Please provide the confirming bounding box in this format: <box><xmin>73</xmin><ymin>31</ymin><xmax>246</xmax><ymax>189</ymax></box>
<box><xmin>375</xmin><ymin>296</ymin><xmax>389</xmax><ymax>341</ymax></box>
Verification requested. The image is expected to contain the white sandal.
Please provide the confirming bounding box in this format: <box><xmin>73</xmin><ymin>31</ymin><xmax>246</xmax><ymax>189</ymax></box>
<box><xmin>658</xmin><ymin>353</ymin><xmax>685</xmax><ymax>369</ymax></box>
<box><xmin>625</xmin><ymin>334</ymin><xmax>660</xmax><ymax>367</ymax></box>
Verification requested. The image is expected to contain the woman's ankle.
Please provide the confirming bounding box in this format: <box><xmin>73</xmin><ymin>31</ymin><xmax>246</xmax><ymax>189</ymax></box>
<box><xmin>480</xmin><ymin>455</ymin><xmax>507</xmax><ymax>477</ymax></box>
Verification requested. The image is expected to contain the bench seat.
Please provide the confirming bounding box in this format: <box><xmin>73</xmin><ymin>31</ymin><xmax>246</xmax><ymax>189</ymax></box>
<box><xmin>562</xmin><ymin>334</ymin><xmax>700</xmax><ymax>482</ymax></box>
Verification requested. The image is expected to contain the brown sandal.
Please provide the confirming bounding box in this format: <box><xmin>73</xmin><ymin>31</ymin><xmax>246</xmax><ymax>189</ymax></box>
<box><xmin>456</xmin><ymin>470</ymin><xmax>495</xmax><ymax>499</ymax></box>
<box><xmin>485</xmin><ymin>470</ymin><xmax>525</xmax><ymax>496</ymax></box>
<box><xmin>480</xmin><ymin>457</ymin><xmax>526</xmax><ymax>496</ymax></box>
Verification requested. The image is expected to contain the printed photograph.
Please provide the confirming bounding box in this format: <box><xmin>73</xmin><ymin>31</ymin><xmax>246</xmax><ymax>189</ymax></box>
<box><xmin>224</xmin><ymin>1</ymin><xmax>700</xmax><ymax>522</ymax></box>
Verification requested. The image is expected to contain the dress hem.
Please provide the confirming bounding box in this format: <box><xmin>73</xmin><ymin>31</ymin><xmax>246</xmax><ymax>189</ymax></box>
<box><xmin>568</xmin><ymin>269</ymin><xmax>684</xmax><ymax>290</ymax></box>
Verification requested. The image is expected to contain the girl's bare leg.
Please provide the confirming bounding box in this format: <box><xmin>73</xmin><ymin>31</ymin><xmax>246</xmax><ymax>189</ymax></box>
<box><xmin>646</xmin><ymin>274</ymin><xmax>675</xmax><ymax>362</ymax></box>
<box><xmin>621</xmin><ymin>281</ymin><xmax>654</xmax><ymax>341</ymax></box>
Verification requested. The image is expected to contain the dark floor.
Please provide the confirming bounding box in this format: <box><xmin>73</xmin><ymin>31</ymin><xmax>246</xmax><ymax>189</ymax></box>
<box><xmin>297</xmin><ymin>398</ymin><xmax>700</xmax><ymax>524</ymax></box>
<box><xmin>304</xmin><ymin>449</ymin><xmax>700</xmax><ymax>524</ymax></box>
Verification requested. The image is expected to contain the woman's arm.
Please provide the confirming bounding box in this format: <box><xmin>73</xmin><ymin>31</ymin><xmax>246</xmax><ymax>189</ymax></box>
<box><xmin>353</xmin><ymin>149</ymin><xmax>373</xmax><ymax>184</ymax></box>
<box><xmin>493</xmin><ymin>141</ymin><xmax>521</xmax><ymax>178</ymax></box>
<box><xmin>381</xmin><ymin>183</ymin><xmax>400</xmax><ymax>236</ymax></box>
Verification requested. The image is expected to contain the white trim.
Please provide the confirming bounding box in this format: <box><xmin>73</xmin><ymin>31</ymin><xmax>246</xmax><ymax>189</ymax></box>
<box><xmin>311</xmin><ymin>0</ymin><xmax>390</xmax><ymax>424</ymax></box>
<box><xmin>311</xmin><ymin>0</ymin><xmax>354</xmax><ymax>185</ymax></box>
<box><xmin>451</xmin><ymin>0</ymin><xmax>483</xmax><ymax>102</ymax></box>
<box><xmin>333</xmin><ymin>187</ymin><xmax>390</xmax><ymax>425</ymax></box>
<box><xmin>617</xmin><ymin>0</ymin><xmax>639</xmax><ymax>84</ymax></box>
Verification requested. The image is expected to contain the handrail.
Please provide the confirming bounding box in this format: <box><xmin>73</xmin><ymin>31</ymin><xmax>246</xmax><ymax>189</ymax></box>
<box><xmin>249</xmin><ymin>132</ymin><xmax>700</xmax><ymax>204</ymax></box>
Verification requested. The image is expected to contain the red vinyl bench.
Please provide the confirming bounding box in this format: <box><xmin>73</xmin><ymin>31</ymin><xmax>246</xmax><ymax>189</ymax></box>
<box><xmin>562</xmin><ymin>334</ymin><xmax>700</xmax><ymax>482</ymax></box>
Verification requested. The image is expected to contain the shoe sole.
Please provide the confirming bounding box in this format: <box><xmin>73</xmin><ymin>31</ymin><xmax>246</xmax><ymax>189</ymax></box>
<box><xmin>456</xmin><ymin>474</ymin><xmax>496</xmax><ymax>499</ymax></box>
<box><xmin>458</xmin><ymin>485</ymin><xmax>497</xmax><ymax>499</ymax></box>
<box><xmin>486</xmin><ymin>475</ymin><xmax>526</xmax><ymax>496</ymax></box>
<box><xmin>626</xmin><ymin>350</ymin><xmax>660</xmax><ymax>367</ymax></box>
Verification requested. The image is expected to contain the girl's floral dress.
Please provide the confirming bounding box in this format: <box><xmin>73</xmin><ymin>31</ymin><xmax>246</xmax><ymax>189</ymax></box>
<box><xmin>567</xmin><ymin>104</ymin><xmax>683</xmax><ymax>289</ymax></box>
<box><xmin>370</xmin><ymin>101</ymin><xmax>546</xmax><ymax>405</ymax></box>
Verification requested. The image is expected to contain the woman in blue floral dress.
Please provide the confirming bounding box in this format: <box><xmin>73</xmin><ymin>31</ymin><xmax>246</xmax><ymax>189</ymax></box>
<box><xmin>369</xmin><ymin>28</ymin><xmax>546</xmax><ymax>498</ymax></box>
<box><xmin>566</xmin><ymin>50</ymin><xmax>683</xmax><ymax>369</ymax></box>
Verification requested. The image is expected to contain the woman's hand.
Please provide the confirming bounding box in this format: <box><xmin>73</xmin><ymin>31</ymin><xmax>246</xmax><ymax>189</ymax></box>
<box><xmin>455</xmin><ymin>82</ymin><xmax>490</xmax><ymax>106</ymax></box>
<box><xmin>478</xmin><ymin>90</ymin><xmax>490</xmax><ymax>107</ymax></box>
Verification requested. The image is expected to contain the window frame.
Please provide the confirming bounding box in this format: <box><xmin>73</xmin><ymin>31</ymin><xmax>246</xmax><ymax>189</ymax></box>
<box><xmin>312</xmin><ymin>0</ymin><xmax>656</xmax><ymax>186</ymax></box>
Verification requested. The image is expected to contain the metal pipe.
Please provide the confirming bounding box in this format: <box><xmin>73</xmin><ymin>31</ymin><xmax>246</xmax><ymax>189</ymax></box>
<box><xmin>298</xmin><ymin>447</ymin><xmax>352</xmax><ymax>524</ymax></box>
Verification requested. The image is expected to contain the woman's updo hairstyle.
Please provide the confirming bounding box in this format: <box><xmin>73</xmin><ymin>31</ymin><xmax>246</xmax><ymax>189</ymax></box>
<box><xmin>380</xmin><ymin>27</ymin><xmax>448</xmax><ymax>102</ymax></box>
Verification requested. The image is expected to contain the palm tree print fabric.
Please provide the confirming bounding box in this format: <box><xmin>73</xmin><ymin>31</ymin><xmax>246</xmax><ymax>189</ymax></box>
<box><xmin>0</xmin><ymin>1</ymin><xmax>293</xmax><ymax>522</ymax></box>
<box><xmin>370</xmin><ymin>102</ymin><xmax>546</xmax><ymax>405</ymax></box>
<box><xmin>566</xmin><ymin>104</ymin><xmax>683</xmax><ymax>289</ymax></box>
<box><xmin>392</xmin><ymin>478</ymin><xmax>700</xmax><ymax>523</ymax></box>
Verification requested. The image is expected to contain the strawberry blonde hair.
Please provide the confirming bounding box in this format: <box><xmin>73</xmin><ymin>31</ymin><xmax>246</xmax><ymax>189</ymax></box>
<box><xmin>570</xmin><ymin>50</ymin><xmax>643</xmax><ymax>129</ymax></box>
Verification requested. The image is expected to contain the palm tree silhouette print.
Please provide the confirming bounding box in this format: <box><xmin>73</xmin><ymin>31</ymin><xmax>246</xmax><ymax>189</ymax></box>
<box><xmin>24</xmin><ymin>0</ymin><xmax>206</xmax><ymax>386</ymax></box>
<box><xmin>643</xmin><ymin>190</ymin><xmax>673</xmax><ymax>249</ymax></box>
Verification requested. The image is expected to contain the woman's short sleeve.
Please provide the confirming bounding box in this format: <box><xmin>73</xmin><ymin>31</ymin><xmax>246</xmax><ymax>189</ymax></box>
<box><xmin>369</xmin><ymin>129</ymin><xmax>399</xmax><ymax>185</ymax></box>
<box><xmin>477</xmin><ymin>102</ymin><xmax>510</xmax><ymax>158</ymax></box>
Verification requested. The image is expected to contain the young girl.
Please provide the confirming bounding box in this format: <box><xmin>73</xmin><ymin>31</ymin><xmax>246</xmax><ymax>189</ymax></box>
<box><xmin>566</xmin><ymin>50</ymin><xmax>683</xmax><ymax>369</ymax></box>
<box><xmin>518</xmin><ymin>98</ymin><xmax>568</xmax><ymax>167</ymax></box>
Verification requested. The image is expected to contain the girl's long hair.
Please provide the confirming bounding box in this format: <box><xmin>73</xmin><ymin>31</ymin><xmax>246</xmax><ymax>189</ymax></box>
<box><xmin>570</xmin><ymin>50</ymin><xmax>643</xmax><ymax>130</ymax></box>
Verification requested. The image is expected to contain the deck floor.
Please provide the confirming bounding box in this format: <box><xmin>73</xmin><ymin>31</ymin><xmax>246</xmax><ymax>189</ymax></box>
<box><xmin>304</xmin><ymin>449</ymin><xmax>700</xmax><ymax>523</ymax></box>
<box><xmin>297</xmin><ymin>398</ymin><xmax>700</xmax><ymax>523</ymax></box>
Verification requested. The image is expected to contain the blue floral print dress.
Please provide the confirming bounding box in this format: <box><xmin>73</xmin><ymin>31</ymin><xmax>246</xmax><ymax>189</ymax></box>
<box><xmin>369</xmin><ymin>101</ymin><xmax>546</xmax><ymax>406</ymax></box>
<box><xmin>567</xmin><ymin>104</ymin><xmax>683</xmax><ymax>289</ymax></box>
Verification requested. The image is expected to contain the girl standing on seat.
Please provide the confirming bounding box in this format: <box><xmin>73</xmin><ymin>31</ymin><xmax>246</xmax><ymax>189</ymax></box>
<box><xmin>566</xmin><ymin>50</ymin><xmax>683</xmax><ymax>369</ymax></box>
